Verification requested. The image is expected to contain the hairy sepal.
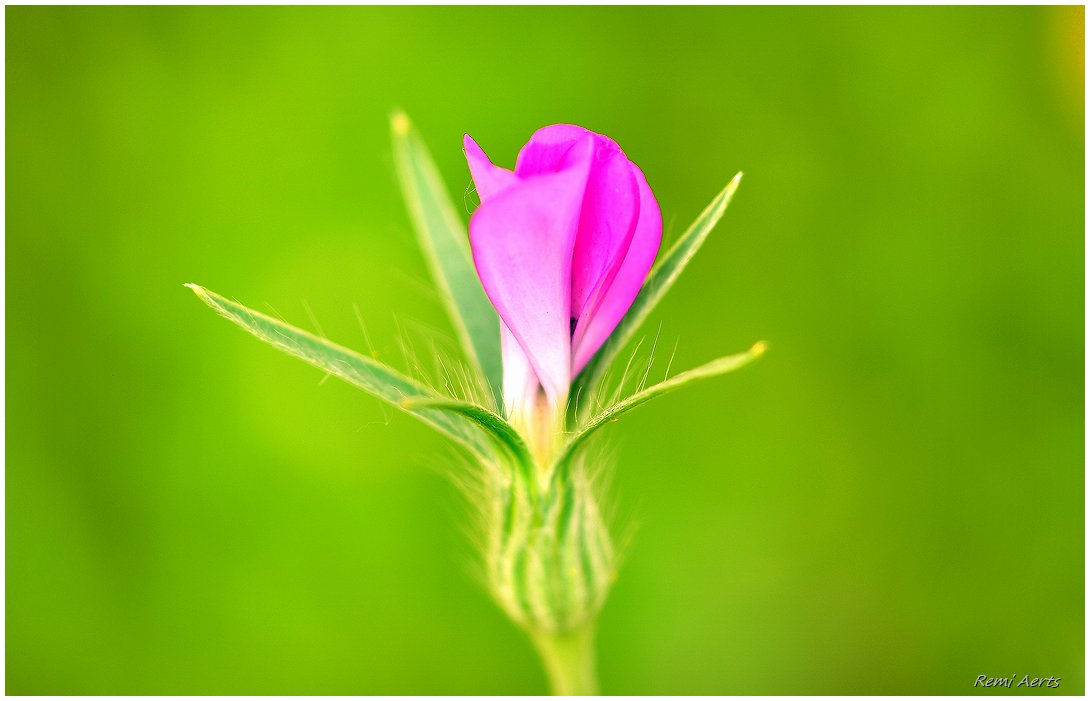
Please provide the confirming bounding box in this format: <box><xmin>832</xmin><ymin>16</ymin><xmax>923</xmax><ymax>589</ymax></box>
<box><xmin>391</xmin><ymin>111</ymin><xmax>503</xmax><ymax>408</ymax></box>
<box><xmin>575</xmin><ymin>173</ymin><xmax>744</xmax><ymax>407</ymax></box>
<box><xmin>186</xmin><ymin>283</ymin><xmax>494</xmax><ymax>458</ymax></box>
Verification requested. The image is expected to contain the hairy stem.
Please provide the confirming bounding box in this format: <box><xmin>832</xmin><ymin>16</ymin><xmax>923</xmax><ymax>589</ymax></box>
<box><xmin>531</xmin><ymin>625</ymin><xmax>599</xmax><ymax>695</ymax></box>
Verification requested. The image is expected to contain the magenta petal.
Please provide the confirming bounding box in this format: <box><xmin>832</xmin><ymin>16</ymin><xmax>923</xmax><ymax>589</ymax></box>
<box><xmin>572</xmin><ymin>162</ymin><xmax>662</xmax><ymax>375</ymax></box>
<box><xmin>516</xmin><ymin>126</ymin><xmax>640</xmax><ymax>321</ymax></box>
<box><xmin>468</xmin><ymin>139</ymin><xmax>593</xmax><ymax>402</ymax></box>
<box><xmin>569</xmin><ymin>148</ymin><xmax>641</xmax><ymax>322</ymax></box>
<box><xmin>515</xmin><ymin>124</ymin><xmax>605</xmax><ymax>177</ymax></box>
<box><xmin>464</xmin><ymin>134</ymin><xmax>518</xmax><ymax>201</ymax></box>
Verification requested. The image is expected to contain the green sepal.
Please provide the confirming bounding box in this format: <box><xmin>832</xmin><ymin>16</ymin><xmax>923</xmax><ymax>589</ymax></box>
<box><xmin>575</xmin><ymin>172</ymin><xmax>744</xmax><ymax>402</ymax></box>
<box><xmin>185</xmin><ymin>283</ymin><xmax>487</xmax><ymax>457</ymax></box>
<box><xmin>402</xmin><ymin>397</ymin><xmax>533</xmax><ymax>477</ymax></box>
<box><xmin>391</xmin><ymin>111</ymin><xmax>503</xmax><ymax>408</ymax></box>
<box><xmin>559</xmin><ymin>341</ymin><xmax>766</xmax><ymax>469</ymax></box>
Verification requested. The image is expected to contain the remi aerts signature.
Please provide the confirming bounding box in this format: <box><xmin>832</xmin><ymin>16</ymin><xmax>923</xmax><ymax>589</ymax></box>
<box><xmin>975</xmin><ymin>674</ymin><xmax>1062</xmax><ymax>689</ymax></box>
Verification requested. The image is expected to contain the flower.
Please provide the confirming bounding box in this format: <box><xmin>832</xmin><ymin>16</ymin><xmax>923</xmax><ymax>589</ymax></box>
<box><xmin>464</xmin><ymin>125</ymin><xmax>662</xmax><ymax>428</ymax></box>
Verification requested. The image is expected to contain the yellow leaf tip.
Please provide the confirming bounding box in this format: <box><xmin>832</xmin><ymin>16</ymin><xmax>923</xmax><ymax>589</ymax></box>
<box><xmin>391</xmin><ymin>111</ymin><xmax>410</xmax><ymax>135</ymax></box>
<box><xmin>184</xmin><ymin>283</ymin><xmax>213</xmax><ymax>304</ymax></box>
<box><xmin>751</xmin><ymin>340</ymin><xmax>768</xmax><ymax>356</ymax></box>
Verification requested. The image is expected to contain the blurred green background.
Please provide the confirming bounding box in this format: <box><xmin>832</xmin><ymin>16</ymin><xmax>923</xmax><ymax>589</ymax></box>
<box><xmin>7</xmin><ymin>6</ymin><xmax>1083</xmax><ymax>695</ymax></box>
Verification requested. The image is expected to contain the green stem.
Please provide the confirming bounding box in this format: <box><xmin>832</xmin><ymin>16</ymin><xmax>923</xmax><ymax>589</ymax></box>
<box><xmin>530</xmin><ymin>626</ymin><xmax>599</xmax><ymax>695</ymax></box>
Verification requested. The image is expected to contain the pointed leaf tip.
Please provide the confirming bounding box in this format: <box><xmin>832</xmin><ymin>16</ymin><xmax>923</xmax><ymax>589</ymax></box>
<box><xmin>185</xmin><ymin>283</ymin><xmax>212</xmax><ymax>303</ymax></box>
<box><xmin>391</xmin><ymin>110</ymin><xmax>410</xmax><ymax>135</ymax></box>
<box><xmin>724</xmin><ymin>172</ymin><xmax>743</xmax><ymax>200</ymax></box>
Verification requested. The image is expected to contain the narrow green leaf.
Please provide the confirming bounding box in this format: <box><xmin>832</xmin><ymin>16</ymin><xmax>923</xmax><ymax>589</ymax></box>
<box><xmin>185</xmin><ymin>283</ymin><xmax>487</xmax><ymax>456</ymax></box>
<box><xmin>575</xmin><ymin>172</ymin><xmax>744</xmax><ymax>398</ymax></box>
<box><xmin>559</xmin><ymin>341</ymin><xmax>766</xmax><ymax>466</ymax></box>
<box><xmin>391</xmin><ymin>111</ymin><xmax>502</xmax><ymax>408</ymax></box>
<box><xmin>403</xmin><ymin>397</ymin><xmax>534</xmax><ymax>476</ymax></box>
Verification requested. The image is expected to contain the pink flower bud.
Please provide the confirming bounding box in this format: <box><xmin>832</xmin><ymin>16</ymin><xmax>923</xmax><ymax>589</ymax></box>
<box><xmin>465</xmin><ymin>125</ymin><xmax>662</xmax><ymax>418</ymax></box>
